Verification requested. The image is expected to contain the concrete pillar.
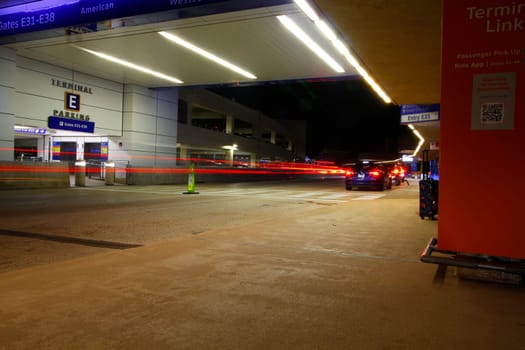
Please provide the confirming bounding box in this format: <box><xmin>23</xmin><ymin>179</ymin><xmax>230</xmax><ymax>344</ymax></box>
<box><xmin>74</xmin><ymin>160</ymin><xmax>86</xmax><ymax>187</ymax></box>
<box><xmin>122</xmin><ymin>85</ymin><xmax>179</xmax><ymax>168</ymax></box>
<box><xmin>226</xmin><ymin>148</ymin><xmax>234</xmax><ymax>166</ymax></box>
<box><xmin>105</xmin><ymin>162</ymin><xmax>115</xmax><ymax>185</ymax></box>
<box><xmin>0</xmin><ymin>48</ymin><xmax>16</xmax><ymax>161</ymax></box>
<box><xmin>270</xmin><ymin>130</ymin><xmax>276</xmax><ymax>145</ymax></box>
<box><xmin>187</xmin><ymin>104</ymin><xmax>193</xmax><ymax>125</ymax></box>
<box><xmin>179</xmin><ymin>144</ymin><xmax>189</xmax><ymax>165</ymax></box>
<box><xmin>226</xmin><ymin>115</ymin><xmax>233</xmax><ymax>134</ymax></box>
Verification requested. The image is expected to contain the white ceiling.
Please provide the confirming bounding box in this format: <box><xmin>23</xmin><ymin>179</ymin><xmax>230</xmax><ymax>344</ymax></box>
<box><xmin>6</xmin><ymin>3</ymin><xmax>360</xmax><ymax>88</ymax></box>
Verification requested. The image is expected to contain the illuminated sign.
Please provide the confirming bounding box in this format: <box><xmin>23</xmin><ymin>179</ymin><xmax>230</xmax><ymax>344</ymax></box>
<box><xmin>49</xmin><ymin>116</ymin><xmax>95</xmax><ymax>133</ymax></box>
<box><xmin>15</xmin><ymin>126</ymin><xmax>47</xmax><ymax>134</ymax></box>
<box><xmin>400</xmin><ymin>104</ymin><xmax>440</xmax><ymax>124</ymax></box>
<box><xmin>0</xmin><ymin>0</ymin><xmax>291</xmax><ymax>36</ymax></box>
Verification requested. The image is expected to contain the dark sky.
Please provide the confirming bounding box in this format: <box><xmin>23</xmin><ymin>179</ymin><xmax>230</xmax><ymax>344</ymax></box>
<box><xmin>209</xmin><ymin>79</ymin><xmax>413</xmax><ymax>160</ymax></box>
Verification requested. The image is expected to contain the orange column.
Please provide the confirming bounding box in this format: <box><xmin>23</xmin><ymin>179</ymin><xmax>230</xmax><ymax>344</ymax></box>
<box><xmin>439</xmin><ymin>0</ymin><xmax>525</xmax><ymax>258</ymax></box>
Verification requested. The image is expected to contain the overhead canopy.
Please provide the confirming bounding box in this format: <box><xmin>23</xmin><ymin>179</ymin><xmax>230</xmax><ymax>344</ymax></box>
<box><xmin>1</xmin><ymin>0</ymin><xmax>442</xmax><ymax>147</ymax></box>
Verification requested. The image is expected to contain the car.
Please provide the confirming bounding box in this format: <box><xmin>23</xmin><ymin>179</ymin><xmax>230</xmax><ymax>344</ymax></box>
<box><xmin>344</xmin><ymin>161</ymin><xmax>392</xmax><ymax>191</ymax></box>
<box><xmin>389</xmin><ymin>164</ymin><xmax>408</xmax><ymax>185</ymax></box>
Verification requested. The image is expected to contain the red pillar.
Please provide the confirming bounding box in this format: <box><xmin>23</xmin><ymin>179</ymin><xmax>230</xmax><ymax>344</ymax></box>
<box><xmin>439</xmin><ymin>0</ymin><xmax>525</xmax><ymax>258</ymax></box>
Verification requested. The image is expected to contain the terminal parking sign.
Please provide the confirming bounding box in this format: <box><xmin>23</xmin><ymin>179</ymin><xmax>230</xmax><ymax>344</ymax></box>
<box><xmin>48</xmin><ymin>116</ymin><xmax>95</xmax><ymax>133</ymax></box>
<box><xmin>65</xmin><ymin>92</ymin><xmax>80</xmax><ymax>111</ymax></box>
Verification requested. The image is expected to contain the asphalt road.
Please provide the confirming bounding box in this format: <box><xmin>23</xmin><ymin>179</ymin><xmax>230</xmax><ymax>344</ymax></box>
<box><xmin>0</xmin><ymin>177</ymin><xmax>416</xmax><ymax>272</ymax></box>
<box><xmin>1</xmin><ymin>177</ymin><xmax>524</xmax><ymax>349</ymax></box>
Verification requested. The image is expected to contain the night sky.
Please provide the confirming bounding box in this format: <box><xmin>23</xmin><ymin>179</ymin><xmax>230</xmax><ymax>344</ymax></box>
<box><xmin>209</xmin><ymin>79</ymin><xmax>413</xmax><ymax>162</ymax></box>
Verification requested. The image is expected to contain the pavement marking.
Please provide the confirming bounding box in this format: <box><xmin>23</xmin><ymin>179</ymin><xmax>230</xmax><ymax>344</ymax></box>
<box><xmin>288</xmin><ymin>191</ymin><xmax>326</xmax><ymax>198</ymax></box>
<box><xmin>201</xmin><ymin>189</ymin><xmax>349</xmax><ymax>203</ymax></box>
<box><xmin>202</xmin><ymin>189</ymin><xmax>286</xmax><ymax>195</ymax></box>
<box><xmin>320</xmin><ymin>193</ymin><xmax>351</xmax><ymax>199</ymax></box>
<box><xmin>79</xmin><ymin>186</ymin><xmax>385</xmax><ymax>203</ymax></box>
<box><xmin>353</xmin><ymin>194</ymin><xmax>385</xmax><ymax>200</ymax></box>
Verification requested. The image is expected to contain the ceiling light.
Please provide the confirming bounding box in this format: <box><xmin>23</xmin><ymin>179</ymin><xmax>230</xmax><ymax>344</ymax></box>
<box><xmin>363</xmin><ymin>75</ymin><xmax>392</xmax><ymax>104</ymax></box>
<box><xmin>343</xmin><ymin>53</ymin><xmax>392</xmax><ymax>104</ymax></box>
<box><xmin>333</xmin><ymin>39</ymin><xmax>350</xmax><ymax>56</ymax></box>
<box><xmin>74</xmin><ymin>46</ymin><xmax>184</xmax><ymax>84</ymax></box>
<box><xmin>315</xmin><ymin>20</ymin><xmax>337</xmax><ymax>41</ymax></box>
<box><xmin>292</xmin><ymin>0</ymin><xmax>393</xmax><ymax>104</ymax></box>
<box><xmin>159</xmin><ymin>31</ymin><xmax>257</xmax><ymax>80</ymax></box>
<box><xmin>222</xmin><ymin>144</ymin><xmax>238</xmax><ymax>150</ymax></box>
<box><xmin>294</xmin><ymin>0</ymin><xmax>319</xmax><ymax>21</ymax></box>
<box><xmin>277</xmin><ymin>15</ymin><xmax>344</xmax><ymax>73</ymax></box>
<box><xmin>411</xmin><ymin>128</ymin><xmax>425</xmax><ymax>157</ymax></box>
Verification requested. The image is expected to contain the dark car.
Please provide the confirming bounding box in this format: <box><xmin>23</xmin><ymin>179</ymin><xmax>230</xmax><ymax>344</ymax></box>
<box><xmin>345</xmin><ymin>161</ymin><xmax>392</xmax><ymax>191</ymax></box>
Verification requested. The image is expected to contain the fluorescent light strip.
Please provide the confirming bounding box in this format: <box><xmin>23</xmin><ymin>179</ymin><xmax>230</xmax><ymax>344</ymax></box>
<box><xmin>292</xmin><ymin>0</ymin><xmax>393</xmax><ymax>104</ymax></box>
<box><xmin>315</xmin><ymin>20</ymin><xmax>337</xmax><ymax>41</ymax></box>
<box><xmin>333</xmin><ymin>39</ymin><xmax>350</xmax><ymax>56</ymax></box>
<box><xmin>75</xmin><ymin>46</ymin><xmax>183</xmax><ymax>84</ymax></box>
<box><xmin>159</xmin><ymin>31</ymin><xmax>257</xmax><ymax>80</ymax></box>
<box><xmin>277</xmin><ymin>15</ymin><xmax>344</xmax><ymax>73</ymax></box>
<box><xmin>409</xmin><ymin>125</ymin><xmax>425</xmax><ymax>157</ymax></box>
<box><xmin>344</xmin><ymin>54</ymin><xmax>392</xmax><ymax>104</ymax></box>
<box><xmin>294</xmin><ymin>0</ymin><xmax>319</xmax><ymax>21</ymax></box>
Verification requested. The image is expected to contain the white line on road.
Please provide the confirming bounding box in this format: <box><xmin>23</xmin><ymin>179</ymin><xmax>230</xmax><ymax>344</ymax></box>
<box><xmin>353</xmin><ymin>194</ymin><xmax>385</xmax><ymax>200</ymax></box>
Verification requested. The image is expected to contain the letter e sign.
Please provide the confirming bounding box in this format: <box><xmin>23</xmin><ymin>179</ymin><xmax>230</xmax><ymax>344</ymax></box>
<box><xmin>65</xmin><ymin>92</ymin><xmax>81</xmax><ymax>111</ymax></box>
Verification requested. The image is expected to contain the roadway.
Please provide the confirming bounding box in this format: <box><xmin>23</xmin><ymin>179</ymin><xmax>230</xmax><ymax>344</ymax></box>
<box><xmin>0</xmin><ymin>177</ymin><xmax>524</xmax><ymax>349</ymax></box>
<box><xmin>0</xmin><ymin>176</ymin><xmax>417</xmax><ymax>271</ymax></box>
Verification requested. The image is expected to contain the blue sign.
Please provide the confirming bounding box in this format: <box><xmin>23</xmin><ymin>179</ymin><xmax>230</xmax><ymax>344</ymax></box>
<box><xmin>48</xmin><ymin>116</ymin><xmax>95</xmax><ymax>133</ymax></box>
<box><xmin>400</xmin><ymin>103</ymin><xmax>440</xmax><ymax>124</ymax></box>
<box><xmin>15</xmin><ymin>127</ymin><xmax>47</xmax><ymax>134</ymax></box>
<box><xmin>0</xmin><ymin>0</ymin><xmax>291</xmax><ymax>37</ymax></box>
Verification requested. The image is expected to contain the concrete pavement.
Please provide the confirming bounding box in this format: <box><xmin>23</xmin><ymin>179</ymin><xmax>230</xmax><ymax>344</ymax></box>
<box><xmin>1</xmin><ymin>183</ymin><xmax>524</xmax><ymax>349</ymax></box>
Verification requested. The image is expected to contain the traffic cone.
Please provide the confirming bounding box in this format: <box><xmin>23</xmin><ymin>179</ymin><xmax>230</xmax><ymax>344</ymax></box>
<box><xmin>183</xmin><ymin>163</ymin><xmax>199</xmax><ymax>194</ymax></box>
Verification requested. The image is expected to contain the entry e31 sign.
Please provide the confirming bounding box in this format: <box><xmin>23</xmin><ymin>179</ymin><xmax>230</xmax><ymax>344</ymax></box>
<box><xmin>400</xmin><ymin>104</ymin><xmax>440</xmax><ymax>124</ymax></box>
<box><xmin>65</xmin><ymin>92</ymin><xmax>80</xmax><ymax>112</ymax></box>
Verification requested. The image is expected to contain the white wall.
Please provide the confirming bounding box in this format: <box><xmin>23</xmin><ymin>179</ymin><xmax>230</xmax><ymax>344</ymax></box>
<box><xmin>121</xmin><ymin>85</ymin><xmax>178</xmax><ymax>167</ymax></box>
<box><xmin>15</xmin><ymin>57</ymin><xmax>123</xmax><ymax>135</ymax></box>
<box><xmin>3</xmin><ymin>55</ymin><xmax>180</xmax><ymax>171</ymax></box>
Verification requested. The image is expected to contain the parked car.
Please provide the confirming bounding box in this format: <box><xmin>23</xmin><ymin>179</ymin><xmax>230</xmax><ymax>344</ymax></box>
<box><xmin>344</xmin><ymin>161</ymin><xmax>392</xmax><ymax>191</ymax></box>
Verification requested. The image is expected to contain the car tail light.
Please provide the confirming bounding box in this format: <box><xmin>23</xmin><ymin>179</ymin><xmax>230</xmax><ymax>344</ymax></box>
<box><xmin>369</xmin><ymin>170</ymin><xmax>381</xmax><ymax>177</ymax></box>
<box><xmin>345</xmin><ymin>170</ymin><xmax>354</xmax><ymax>177</ymax></box>
<box><xmin>391</xmin><ymin>168</ymin><xmax>399</xmax><ymax>175</ymax></box>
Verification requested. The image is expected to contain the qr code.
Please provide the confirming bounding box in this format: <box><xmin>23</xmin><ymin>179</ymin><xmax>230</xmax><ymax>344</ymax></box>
<box><xmin>480</xmin><ymin>102</ymin><xmax>504</xmax><ymax>124</ymax></box>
